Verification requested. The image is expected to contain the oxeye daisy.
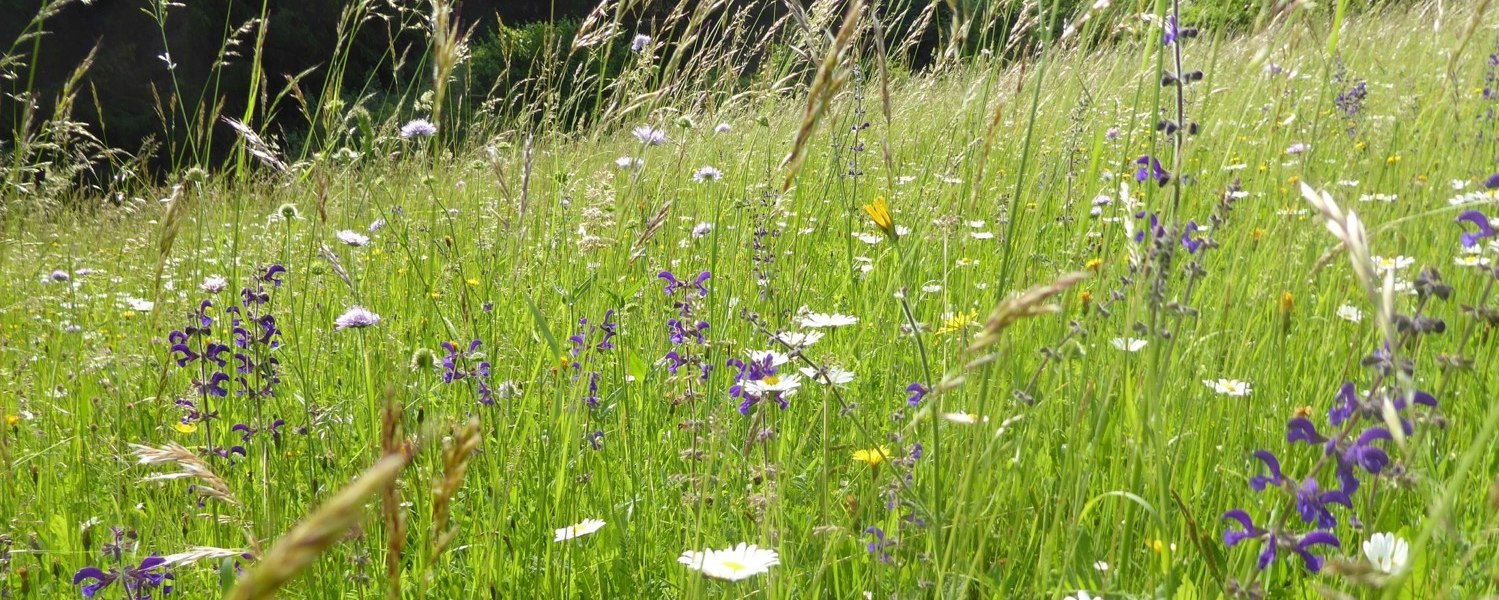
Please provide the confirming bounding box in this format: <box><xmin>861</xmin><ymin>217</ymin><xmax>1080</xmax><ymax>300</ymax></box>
<box><xmin>554</xmin><ymin>519</ymin><xmax>606</xmax><ymax>542</ymax></box>
<box><xmin>773</xmin><ymin>330</ymin><xmax>823</xmax><ymax>348</ymax></box>
<box><xmin>797</xmin><ymin>313</ymin><xmax>858</xmax><ymax>328</ymax></box>
<box><xmin>1110</xmin><ymin>337</ymin><xmax>1147</xmax><ymax>352</ymax></box>
<box><xmin>798</xmin><ymin>366</ymin><xmax>854</xmax><ymax>386</ymax></box>
<box><xmin>745</xmin><ymin>373</ymin><xmax>801</xmax><ymax>396</ymax></box>
<box><xmin>678</xmin><ymin>543</ymin><xmax>779</xmax><ymax>581</ymax></box>
<box><xmin>1204</xmin><ymin>378</ymin><xmax>1252</xmax><ymax>397</ymax></box>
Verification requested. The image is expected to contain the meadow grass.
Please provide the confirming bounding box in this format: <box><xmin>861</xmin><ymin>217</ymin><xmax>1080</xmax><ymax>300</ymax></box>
<box><xmin>2</xmin><ymin>1</ymin><xmax>1499</xmax><ymax>598</ymax></box>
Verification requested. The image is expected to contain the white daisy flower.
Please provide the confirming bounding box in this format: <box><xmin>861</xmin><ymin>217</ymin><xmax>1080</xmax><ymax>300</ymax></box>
<box><xmin>745</xmin><ymin>374</ymin><xmax>802</xmax><ymax>396</ymax></box>
<box><xmin>798</xmin><ymin>313</ymin><xmax>859</xmax><ymax>328</ymax></box>
<box><xmin>799</xmin><ymin>366</ymin><xmax>854</xmax><ymax>386</ymax></box>
<box><xmin>121</xmin><ymin>297</ymin><xmax>155</xmax><ymax>311</ymax></box>
<box><xmin>1204</xmin><ymin>378</ymin><xmax>1251</xmax><ymax>397</ymax></box>
<box><xmin>853</xmin><ymin>232</ymin><xmax>884</xmax><ymax>244</ymax></box>
<box><xmin>774</xmin><ymin>330</ymin><xmax>824</xmax><ymax>348</ymax></box>
<box><xmin>1362</xmin><ymin>532</ymin><xmax>1409</xmax><ymax>575</ymax></box>
<box><xmin>1110</xmin><ymin>338</ymin><xmax>1147</xmax><ymax>352</ymax></box>
<box><xmin>615</xmin><ymin>156</ymin><xmax>644</xmax><ymax>170</ymax></box>
<box><xmin>678</xmin><ymin>543</ymin><xmax>780</xmax><ymax>581</ymax></box>
<box><xmin>554</xmin><ymin>519</ymin><xmax>606</xmax><ymax>542</ymax></box>
<box><xmin>745</xmin><ymin>349</ymin><xmax>792</xmax><ymax>367</ymax></box>
<box><xmin>1372</xmin><ymin>255</ymin><xmax>1415</xmax><ymax>272</ymax></box>
<box><xmin>969</xmin><ymin>231</ymin><xmax>995</xmax><ymax>240</ymax></box>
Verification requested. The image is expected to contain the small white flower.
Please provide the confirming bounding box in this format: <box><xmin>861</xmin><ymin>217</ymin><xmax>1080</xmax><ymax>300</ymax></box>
<box><xmin>691</xmin><ymin>222</ymin><xmax>713</xmax><ymax>237</ymax></box>
<box><xmin>1286</xmin><ymin>143</ymin><xmax>1310</xmax><ymax>155</ymax></box>
<box><xmin>798</xmin><ymin>313</ymin><xmax>859</xmax><ymax>328</ymax></box>
<box><xmin>921</xmin><ymin>283</ymin><xmax>943</xmax><ymax>294</ymax></box>
<box><xmin>1092</xmin><ymin>561</ymin><xmax>1110</xmax><ymax>572</ymax></box>
<box><xmin>1064</xmin><ymin>592</ymin><xmax>1097</xmax><ymax>600</ymax></box>
<box><xmin>678</xmin><ymin>543</ymin><xmax>779</xmax><ymax>581</ymax></box>
<box><xmin>1204</xmin><ymin>378</ymin><xmax>1252</xmax><ymax>397</ymax></box>
<box><xmin>554</xmin><ymin>519</ymin><xmax>606</xmax><ymax>542</ymax></box>
<box><xmin>1450</xmin><ymin>179</ymin><xmax>1470</xmax><ymax>190</ymax></box>
<box><xmin>1336</xmin><ymin>304</ymin><xmax>1364</xmax><ymax>323</ymax></box>
<box><xmin>615</xmin><ymin>156</ymin><xmax>644</xmax><ymax>170</ymax></box>
<box><xmin>853</xmin><ymin>232</ymin><xmax>884</xmax><ymax>244</ymax></box>
<box><xmin>1110</xmin><ymin>337</ymin><xmax>1147</xmax><ymax>352</ymax></box>
<box><xmin>714</xmin><ymin>122</ymin><xmax>732</xmax><ymax>133</ymax></box>
<box><xmin>335</xmin><ymin>230</ymin><xmax>370</xmax><ymax>247</ymax></box>
<box><xmin>1362</xmin><ymin>532</ymin><xmax>1409</xmax><ymax>575</ymax></box>
<box><xmin>1337</xmin><ymin>179</ymin><xmax>1360</xmax><ymax>187</ymax></box>
<box><xmin>969</xmin><ymin>231</ymin><xmax>995</xmax><ymax>240</ymax></box>
<box><xmin>799</xmin><ymin>366</ymin><xmax>854</xmax><ymax>386</ymax></box>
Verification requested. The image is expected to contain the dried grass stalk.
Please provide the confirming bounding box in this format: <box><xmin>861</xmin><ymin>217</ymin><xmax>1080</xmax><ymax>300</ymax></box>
<box><xmin>779</xmin><ymin>0</ymin><xmax>864</xmax><ymax>192</ymax></box>
<box><xmin>227</xmin><ymin>450</ymin><xmax>414</xmax><ymax>600</ymax></box>
<box><xmin>131</xmin><ymin>443</ymin><xmax>241</xmax><ymax>507</ymax></box>
<box><xmin>379</xmin><ymin>391</ymin><xmax>407</xmax><ymax>600</ymax></box>
<box><xmin>429</xmin><ymin>418</ymin><xmax>481</xmax><ymax>564</ymax></box>
<box><xmin>969</xmin><ymin>271</ymin><xmax>1090</xmax><ymax>352</ymax></box>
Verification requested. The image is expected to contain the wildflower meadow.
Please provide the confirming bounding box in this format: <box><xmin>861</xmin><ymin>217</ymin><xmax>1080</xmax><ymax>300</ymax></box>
<box><xmin>3</xmin><ymin>0</ymin><xmax>1499</xmax><ymax>598</ymax></box>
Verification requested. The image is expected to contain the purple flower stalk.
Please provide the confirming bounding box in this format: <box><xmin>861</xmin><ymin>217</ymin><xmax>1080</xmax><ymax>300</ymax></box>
<box><xmin>1134</xmin><ymin>155</ymin><xmax>1171</xmax><ymax>186</ymax></box>
<box><xmin>1457</xmin><ymin>210</ymin><xmax>1495</xmax><ymax>248</ymax></box>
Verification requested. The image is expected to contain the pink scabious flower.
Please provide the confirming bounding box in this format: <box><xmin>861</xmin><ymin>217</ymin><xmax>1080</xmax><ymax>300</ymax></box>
<box><xmin>335</xmin><ymin>306</ymin><xmax>381</xmax><ymax>330</ymax></box>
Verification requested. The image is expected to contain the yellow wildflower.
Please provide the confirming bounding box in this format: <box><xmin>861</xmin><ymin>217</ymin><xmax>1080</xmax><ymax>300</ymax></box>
<box><xmin>861</xmin><ymin>196</ymin><xmax>895</xmax><ymax>236</ymax></box>
<box><xmin>1085</xmin><ymin>258</ymin><xmax>1103</xmax><ymax>272</ymax></box>
<box><xmin>5</xmin><ymin>415</ymin><xmax>20</xmax><ymax>427</ymax></box>
<box><xmin>935</xmin><ymin>310</ymin><xmax>977</xmax><ymax>335</ymax></box>
<box><xmin>851</xmin><ymin>446</ymin><xmax>890</xmax><ymax>467</ymax></box>
<box><xmin>173</xmin><ymin>421</ymin><xmax>198</xmax><ymax>434</ymax></box>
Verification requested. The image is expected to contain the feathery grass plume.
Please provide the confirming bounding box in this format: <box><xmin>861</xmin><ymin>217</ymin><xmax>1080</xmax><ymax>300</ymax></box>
<box><xmin>428</xmin><ymin>418</ymin><xmax>481</xmax><ymax>573</ymax></box>
<box><xmin>969</xmin><ymin>271</ymin><xmax>1090</xmax><ymax>353</ymax></box>
<box><xmin>319</xmin><ymin>244</ymin><xmax>354</xmax><ymax>291</ymax></box>
<box><xmin>865</xmin><ymin>4</ymin><xmax>896</xmax><ymax>191</ymax></box>
<box><xmin>780</xmin><ymin>0</ymin><xmax>864</xmax><ymax>193</ymax></box>
<box><xmin>426</xmin><ymin>0</ymin><xmax>469</xmax><ymax>132</ymax></box>
<box><xmin>159</xmin><ymin>547</ymin><xmax>250</xmax><ymax>568</ymax></box>
<box><xmin>222</xmin><ymin>118</ymin><xmax>288</xmax><ymax>173</ymax></box>
<box><xmin>131</xmin><ymin>443</ymin><xmax>242</xmax><ymax>508</ymax></box>
<box><xmin>227</xmin><ymin>449</ymin><xmax>414</xmax><ymax>600</ymax></box>
<box><xmin>379</xmin><ymin>390</ymin><xmax>406</xmax><ymax>600</ymax></box>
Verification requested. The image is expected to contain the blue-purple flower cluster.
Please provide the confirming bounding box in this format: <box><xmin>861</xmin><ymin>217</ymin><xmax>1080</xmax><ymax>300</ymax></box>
<box><xmin>441</xmin><ymin>339</ymin><xmax>499</xmax><ymax>405</ymax></box>
<box><xmin>660</xmin><ymin>270</ymin><xmax>712</xmax><ymax>384</ymax></box>
<box><xmin>568</xmin><ymin>310</ymin><xmax>618</xmax><ymax>409</ymax></box>
<box><xmin>73</xmin><ymin>528</ymin><xmax>172</xmax><ymax>599</ymax></box>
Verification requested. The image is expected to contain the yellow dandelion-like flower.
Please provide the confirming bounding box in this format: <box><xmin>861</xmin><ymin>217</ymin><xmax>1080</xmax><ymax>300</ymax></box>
<box><xmin>1079</xmin><ymin>289</ymin><xmax>1093</xmax><ymax>307</ymax></box>
<box><xmin>1355</xmin><ymin>140</ymin><xmax>1368</xmax><ymax>151</ymax></box>
<box><xmin>5</xmin><ymin>415</ymin><xmax>20</xmax><ymax>427</ymax></box>
<box><xmin>1279</xmin><ymin>291</ymin><xmax>1294</xmax><ymax>314</ymax></box>
<box><xmin>1386</xmin><ymin>154</ymin><xmax>1402</xmax><ymax>166</ymax></box>
<box><xmin>1287</xmin><ymin>175</ymin><xmax>1300</xmax><ymax>186</ymax></box>
<box><xmin>1084</xmin><ymin>257</ymin><xmax>1103</xmax><ymax>272</ymax></box>
<box><xmin>430</xmin><ymin>290</ymin><xmax>443</xmax><ymax>299</ymax></box>
<box><xmin>466</xmin><ymin>277</ymin><xmax>480</xmax><ymax>287</ymax></box>
<box><xmin>1251</xmin><ymin>228</ymin><xmax>1266</xmax><ymax>241</ymax></box>
<box><xmin>861</xmin><ymin>196</ymin><xmax>895</xmax><ymax>236</ymax></box>
<box><xmin>935</xmin><ymin>310</ymin><xmax>977</xmax><ymax>335</ymax></box>
<box><xmin>1416</xmin><ymin>174</ymin><xmax>1428</xmax><ymax>184</ymax></box>
<box><xmin>173</xmin><ymin>421</ymin><xmax>198</xmax><ymax>434</ymax></box>
<box><xmin>851</xmin><ymin>446</ymin><xmax>890</xmax><ymax>467</ymax></box>
<box><xmin>1293</xmin><ymin>405</ymin><xmax>1314</xmax><ymax>418</ymax></box>
<box><xmin>372</xmin><ymin>247</ymin><xmax>384</xmax><ymax>257</ymax></box>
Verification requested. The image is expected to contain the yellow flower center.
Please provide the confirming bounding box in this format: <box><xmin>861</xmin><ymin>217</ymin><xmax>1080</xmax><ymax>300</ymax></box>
<box><xmin>723</xmin><ymin>560</ymin><xmax>746</xmax><ymax>572</ymax></box>
<box><xmin>763</xmin><ymin>375</ymin><xmax>781</xmax><ymax>386</ymax></box>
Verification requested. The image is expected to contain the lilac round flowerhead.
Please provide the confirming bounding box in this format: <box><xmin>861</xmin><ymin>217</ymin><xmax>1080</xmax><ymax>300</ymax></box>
<box><xmin>632</xmin><ymin>126</ymin><xmax>667</xmax><ymax>145</ymax></box>
<box><xmin>631</xmin><ymin>33</ymin><xmax>651</xmax><ymax>53</ymax></box>
<box><xmin>400</xmin><ymin>118</ymin><xmax>437</xmax><ymax>139</ymax></box>
<box><xmin>335</xmin><ymin>306</ymin><xmax>381</xmax><ymax>330</ymax></box>
<box><xmin>335</xmin><ymin>230</ymin><xmax>371</xmax><ymax>247</ymax></box>
<box><xmin>48</xmin><ymin>270</ymin><xmax>70</xmax><ymax>282</ymax></box>
<box><xmin>1104</xmin><ymin>127</ymin><xmax>1120</xmax><ymax>141</ymax></box>
<box><xmin>691</xmin><ymin>222</ymin><xmax>713</xmax><ymax>237</ymax></box>
<box><xmin>692</xmin><ymin>166</ymin><xmax>723</xmax><ymax>182</ymax></box>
